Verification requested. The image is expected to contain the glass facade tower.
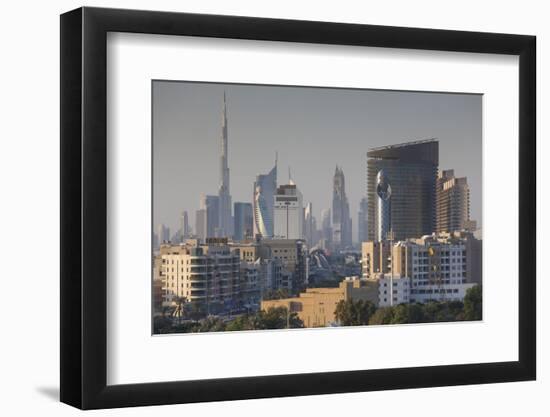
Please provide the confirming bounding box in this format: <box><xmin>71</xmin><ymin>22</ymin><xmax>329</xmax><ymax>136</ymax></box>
<box><xmin>367</xmin><ymin>139</ymin><xmax>439</xmax><ymax>242</ymax></box>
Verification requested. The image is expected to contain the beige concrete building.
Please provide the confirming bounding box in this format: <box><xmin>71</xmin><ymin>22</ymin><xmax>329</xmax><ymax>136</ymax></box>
<box><xmin>229</xmin><ymin>238</ymin><xmax>304</xmax><ymax>274</ymax></box>
<box><xmin>261</xmin><ymin>238</ymin><xmax>308</xmax><ymax>290</ymax></box>
<box><xmin>261</xmin><ymin>278</ymin><xmax>379</xmax><ymax>327</ymax></box>
<box><xmin>156</xmin><ymin>239</ymin><xmax>241</xmax><ymax>310</ymax></box>
<box><xmin>261</xmin><ymin>239</ymin><xmax>300</xmax><ymax>272</ymax></box>
<box><xmin>362</xmin><ymin>232</ymin><xmax>481</xmax><ymax>284</ymax></box>
<box><xmin>228</xmin><ymin>240</ymin><xmax>297</xmax><ymax>291</ymax></box>
<box><xmin>361</xmin><ymin>231</ymin><xmax>481</xmax><ymax>304</ymax></box>
<box><xmin>361</xmin><ymin>241</ymin><xmax>391</xmax><ymax>278</ymax></box>
<box><xmin>228</xmin><ymin>241</ymin><xmax>266</xmax><ymax>263</ymax></box>
<box><xmin>436</xmin><ymin>169</ymin><xmax>471</xmax><ymax>233</ymax></box>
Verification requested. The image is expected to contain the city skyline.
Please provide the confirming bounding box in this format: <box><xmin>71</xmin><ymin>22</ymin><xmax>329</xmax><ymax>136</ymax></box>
<box><xmin>153</xmin><ymin>81</ymin><xmax>482</xmax><ymax>241</ymax></box>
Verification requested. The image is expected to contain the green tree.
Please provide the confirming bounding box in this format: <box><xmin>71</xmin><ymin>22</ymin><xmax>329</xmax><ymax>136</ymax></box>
<box><xmin>225</xmin><ymin>314</ymin><xmax>258</xmax><ymax>331</ymax></box>
<box><xmin>334</xmin><ymin>299</ymin><xmax>376</xmax><ymax>326</ymax></box>
<box><xmin>463</xmin><ymin>285</ymin><xmax>482</xmax><ymax>321</ymax></box>
<box><xmin>259</xmin><ymin>306</ymin><xmax>304</xmax><ymax>329</ymax></box>
<box><xmin>197</xmin><ymin>316</ymin><xmax>226</xmax><ymax>332</ymax></box>
<box><xmin>390</xmin><ymin>304</ymin><xmax>410</xmax><ymax>324</ymax></box>
<box><xmin>421</xmin><ymin>301</ymin><xmax>441</xmax><ymax>322</ymax></box>
<box><xmin>185</xmin><ymin>302</ymin><xmax>206</xmax><ymax>320</ymax></box>
<box><xmin>153</xmin><ymin>316</ymin><xmax>172</xmax><ymax>334</ymax></box>
<box><xmin>368</xmin><ymin>307</ymin><xmax>394</xmax><ymax>325</ymax></box>
<box><xmin>225</xmin><ymin>307</ymin><xmax>304</xmax><ymax>331</ymax></box>
<box><xmin>262</xmin><ymin>288</ymin><xmax>291</xmax><ymax>301</ymax></box>
<box><xmin>406</xmin><ymin>303</ymin><xmax>426</xmax><ymax>323</ymax></box>
<box><xmin>172</xmin><ymin>321</ymin><xmax>200</xmax><ymax>333</ymax></box>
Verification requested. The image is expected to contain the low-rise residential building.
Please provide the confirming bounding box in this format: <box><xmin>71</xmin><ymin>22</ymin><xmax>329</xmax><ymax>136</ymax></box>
<box><xmin>156</xmin><ymin>239</ymin><xmax>241</xmax><ymax>313</ymax></box>
<box><xmin>261</xmin><ymin>238</ymin><xmax>308</xmax><ymax>291</ymax></box>
<box><xmin>362</xmin><ymin>231</ymin><xmax>481</xmax><ymax>303</ymax></box>
<box><xmin>375</xmin><ymin>274</ymin><xmax>410</xmax><ymax>307</ymax></box>
<box><xmin>239</xmin><ymin>260</ymin><xmax>262</xmax><ymax>309</ymax></box>
<box><xmin>361</xmin><ymin>241</ymin><xmax>392</xmax><ymax>277</ymax></box>
<box><xmin>261</xmin><ymin>277</ymin><xmax>379</xmax><ymax>327</ymax></box>
<box><xmin>156</xmin><ymin>237</ymin><xmax>305</xmax><ymax>313</ymax></box>
<box><xmin>228</xmin><ymin>239</ymin><xmax>300</xmax><ymax>292</ymax></box>
<box><xmin>409</xmin><ymin>282</ymin><xmax>476</xmax><ymax>304</ymax></box>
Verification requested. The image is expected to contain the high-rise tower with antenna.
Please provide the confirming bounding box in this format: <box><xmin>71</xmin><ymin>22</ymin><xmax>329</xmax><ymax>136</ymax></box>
<box><xmin>218</xmin><ymin>91</ymin><xmax>233</xmax><ymax>237</ymax></box>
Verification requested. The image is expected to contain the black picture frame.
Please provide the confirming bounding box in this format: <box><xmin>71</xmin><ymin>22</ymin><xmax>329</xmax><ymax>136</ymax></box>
<box><xmin>60</xmin><ymin>6</ymin><xmax>536</xmax><ymax>410</ymax></box>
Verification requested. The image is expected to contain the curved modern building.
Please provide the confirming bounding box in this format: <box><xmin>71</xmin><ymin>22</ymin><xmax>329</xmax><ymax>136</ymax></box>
<box><xmin>253</xmin><ymin>159</ymin><xmax>277</xmax><ymax>238</ymax></box>
<box><xmin>367</xmin><ymin>139</ymin><xmax>438</xmax><ymax>242</ymax></box>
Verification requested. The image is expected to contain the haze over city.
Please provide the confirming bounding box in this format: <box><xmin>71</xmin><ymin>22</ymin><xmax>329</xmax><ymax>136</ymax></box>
<box><xmin>153</xmin><ymin>81</ymin><xmax>482</xmax><ymax>241</ymax></box>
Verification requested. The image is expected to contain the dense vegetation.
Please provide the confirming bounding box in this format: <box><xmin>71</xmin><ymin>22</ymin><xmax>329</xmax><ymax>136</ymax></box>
<box><xmin>154</xmin><ymin>306</ymin><xmax>304</xmax><ymax>334</ymax></box>
<box><xmin>335</xmin><ymin>285</ymin><xmax>482</xmax><ymax>326</ymax></box>
<box><xmin>154</xmin><ymin>285</ymin><xmax>482</xmax><ymax>333</ymax></box>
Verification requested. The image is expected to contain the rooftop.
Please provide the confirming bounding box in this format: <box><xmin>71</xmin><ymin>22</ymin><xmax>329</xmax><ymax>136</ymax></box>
<box><xmin>368</xmin><ymin>138</ymin><xmax>437</xmax><ymax>152</ymax></box>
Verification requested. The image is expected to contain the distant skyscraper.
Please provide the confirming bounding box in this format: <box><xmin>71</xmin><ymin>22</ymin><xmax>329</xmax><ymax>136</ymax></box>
<box><xmin>195</xmin><ymin>209</ymin><xmax>207</xmax><ymax>242</ymax></box>
<box><xmin>253</xmin><ymin>156</ymin><xmax>277</xmax><ymax>238</ymax></box>
<box><xmin>357</xmin><ymin>197</ymin><xmax>369</xmax><ymax>244</ymax></box>
<box><xmin>234</xmin><ymin>202</ymin><xmax>253</xmax><ymax>241</ymax></box>
<box><xmin>200</xmin><ymin>194</ymin><xmax>220</xmax><ymax>238</ymax></box>
<box><xmin>367</xmin><ymin>139</ymin><xmax>438</xmax><ymax>242</ymax></box>
<box><xmin>436</xmin><ymin>169</ymin><xmax>471</xmax><ymax>233</ymax></box>
<box><xmin>274</xmin><ymin>182</ymin><xmax>304</xmax><ymax>239</ymax></box>
<box><xmin>218</xmin><ymin>92</ymin><xmax>233</xmax><ymax>238</ymax></box>
<box><xmin>157</xmin><ymin>223</ymin><xmax>170</xmax><ymax>245</ymax></box>
<box><xmin>180</xmin><ymin>210</ymin><xmax>190</xmax><ymax>239</ymax></box>
<box><xmin>304</xmin><ymin>202</ymin><xmax>315</xmax><ymax>246</ymax></box>
<box><xmin>332</xmin><ymin>166</ymin><xmax>352</xmax><ymax>249</ymax></box>
<box><xmin>321</xmin><ymin>208</ymin><xmax>332</xmax><ymax>244</ymax></box>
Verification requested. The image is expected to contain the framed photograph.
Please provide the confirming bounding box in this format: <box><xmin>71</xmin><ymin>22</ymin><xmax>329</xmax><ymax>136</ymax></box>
<box><xmin>60</xmin><ymin>6</ymin><xmax>536</xmax><ymax>410</ymax></box>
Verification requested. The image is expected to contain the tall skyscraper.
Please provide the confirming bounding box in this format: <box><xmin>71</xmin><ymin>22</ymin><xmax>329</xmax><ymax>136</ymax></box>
<box><xmin>157</xmin><ymin>223</ymin><xmax>170</xmax><ymax>245</ymax></box>
<box><xmin>321</xmin><ymin>208</ymin><xmax>332</xmax><ymax>244</ymax></box>
<box><xmin>436</xmin><ymin>169</ymin><xmax>471</xmax><ymax>233</ymax></box>
<box><xmin>200</xmin><ymin>194</ymin><xmax>220</xmax><ymax>238</ymax></box>
<box><xmin>274</xmin><ymin>182</ymin><xmax>303</xmax><ymax>239</ymax></box>
<box><xmin>234</xmin><ymin>202</ymin><xmax>253</xmax><ymax>241</ymax></box>
<box><xmin>195</xmin><ymin>209</ymin><xmax>207</xmax><ymax>242</ymax></box>
<box><xmin>217</xmin><ymin>92</ymin><xmax>233</xmax><ymax>238</ymax></box>
<box><xmin>304</xmin><ymin>202</ymin><xmax>316</xmax><ymax>246</ymax></box>
<box><xmin>332</xmin><ymin>166</ymin><xmax>352</xmax><ymax>249</ymax></box>
<box><xmin>180</xmin><ymin>210</ymin><xmax>190</xmax><ymax>239</ymax></box>
<box><xmin>367</xmin><ymin>139</ymin><xmax>438</xmax><ymax>242</ymax></box>
<box><xmin>357</xmin><ymin>197</ymin><xmax>368</xmax><ymax>244</ymax></box>
<box><xmin>253</xmin><ymin>156</ymin><xmax>277</xmax><ymax>238</ymax></box>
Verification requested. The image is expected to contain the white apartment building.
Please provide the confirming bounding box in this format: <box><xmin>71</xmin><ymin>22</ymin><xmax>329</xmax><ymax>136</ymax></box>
<box><xmin>273</xmin><ymin>182</ymin><xmax>303</xmax><ymax>240</ymax></box>
<box><xmin>397</xmin><ymin>238</ymin><xmax>477</xmax><ymax>303</ymax></box>
<box><xmin>363</xmin><ymin>232</ymin><xmax>481</xmax><ymax>305</ymax></box>
<box><xmin>410</xmin><ymin>282</ymin><xmax>476</xmax><ymax>303</ymax></box>
<box><xmin>376</xmin><ymin>274</ymin><xmax>411</xmax><ymax>307</ymax></box>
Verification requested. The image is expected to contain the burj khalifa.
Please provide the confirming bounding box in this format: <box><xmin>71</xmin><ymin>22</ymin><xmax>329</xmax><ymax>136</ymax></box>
<box><xmin>218</xmin><ymin>92</ymin><xmax>233</xmax><ymax>237</ymax></box>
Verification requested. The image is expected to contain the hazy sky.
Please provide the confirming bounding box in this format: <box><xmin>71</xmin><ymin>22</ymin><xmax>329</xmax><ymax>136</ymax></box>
<box><xmin>153</xmin><ymin>81</ymin><xmax>482</xmax><ymax>241</ymax></box>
